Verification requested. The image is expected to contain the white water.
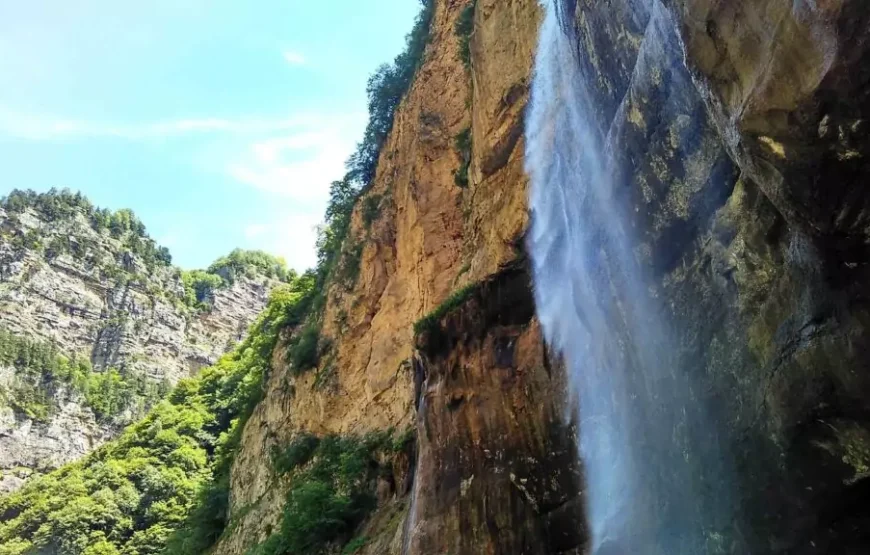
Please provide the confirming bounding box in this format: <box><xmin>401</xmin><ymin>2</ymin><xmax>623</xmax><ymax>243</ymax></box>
<box><xmin>525</xmin><ymin>2</ymin><xmax>738</xmax><ymax>553</ymax></box>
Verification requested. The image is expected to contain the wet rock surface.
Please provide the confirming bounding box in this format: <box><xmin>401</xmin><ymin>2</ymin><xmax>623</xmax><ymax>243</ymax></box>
<box><xmin>556</xmin><ymin>0</ymin><xmax>870</xmax><ymax>551</ymax></box>
<box><xmin>409</xmin><ymin>264</ymin><xmax>585</xmax><ymax>554</ymax></box>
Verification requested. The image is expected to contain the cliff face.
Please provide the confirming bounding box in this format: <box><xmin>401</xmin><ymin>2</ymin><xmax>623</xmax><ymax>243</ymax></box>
<box><xmin>219</xmin><ymin>0</ymin><xmax>870</xmax><ymax>553</ymax></box>
<box><xmin>0</xmin><ymin>204</ymin><xmax>276</xmax><ymax>492</ymax></box>
<box><xmin>551</xmin><ymin>0</ymin><xmax>870</xmax><ymax>551</ymax></box>
<box><xmin>214</xmin><ymin>0</ymin><xmax>590</xmax><ymax>553</ymax></box>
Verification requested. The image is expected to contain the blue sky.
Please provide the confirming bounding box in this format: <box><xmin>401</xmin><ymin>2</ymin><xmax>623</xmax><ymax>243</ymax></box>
<box><xmin>0</xmin><ymin>0</ymin><xmax>420</xmax><ymax>271</ymax></box>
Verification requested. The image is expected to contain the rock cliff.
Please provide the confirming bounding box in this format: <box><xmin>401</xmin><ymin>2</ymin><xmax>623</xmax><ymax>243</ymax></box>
<box><xmin>213</xmin><ymin>0</ymin><xmax>588</xmax><ymax>553</ymax></box>
<box><xmin>548</xmin><ymin>0</ymin><xmax>870</xmax><ymax>551</ymax></box>
<box><xmin>2</xmin><ymin>0</ymin><xmax>869</xmax><ymax>552</ymax></box>
<box><xmin>0</xmin><ymin>198</ymin><xmax>279</xmax><ymax>492</ymax></box>
<box><xmin>217</xmin><ymin>0</ymin><xmax>870</xmax><ymax>553</ymax></box>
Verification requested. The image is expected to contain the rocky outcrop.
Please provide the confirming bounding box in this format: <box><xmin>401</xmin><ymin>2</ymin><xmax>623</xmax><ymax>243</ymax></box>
<box><xmin>0</xmin><ymin>364</ymin><xmax>113</xmax><ymax>492</ymax></box>
<box><xmin>217</xmin><ymin>0</ymin><xmax>870</xmax><ymax>553</ymax></box>
<box><xmin>0</xmin><ymin>206</ymin><xmax>276</xmax><ymax>492</ymax></box>
<box><xmin>213</xmin><ymin>0</ymin><xmax>561</xmax><ymax>553</ymax></box>
<box><xmin>554</xmin><ymin>0</ymin><xmax>870</xmax><ymax>551</ymax></box>
<box><xmin>409</xmin><ymin>264</ymin><xmax>585</xmax><ymax>554</ymax></box>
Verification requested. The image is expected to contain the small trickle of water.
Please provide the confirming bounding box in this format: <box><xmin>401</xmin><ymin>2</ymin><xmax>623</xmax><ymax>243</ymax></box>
<box><xmin>525</xmin><ymin>1</ymin><xmax>739</xmax><ymax>553</ymax></box>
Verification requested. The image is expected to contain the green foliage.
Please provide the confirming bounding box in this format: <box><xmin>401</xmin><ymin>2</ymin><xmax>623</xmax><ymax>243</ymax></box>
<box><xmin>453</xmin><ymin>127</ymin><xmax>472</xmax><ymax>188</ymax></box>
<box><xmin>413</xmin><ymin>283</ymin><xmax>478</xmax><ymax>337</ymax></box>
<box><xmin>207</xmin><ymin>249</ymin><xmax>294</xmax><ymax>284</ymax></box>
<box><xmin>0</xmin><ymin>277</ymin><xmax>313</xmax><ymax>555</ymax></box>
<box><xmin>342</xmin><ymin>536</ymin><xmax>370</xmax><ymax>554</ymax></box>
<box><xmin>180</xmin><ymin>270</ymin><xmax>225</xmax><ymax>310</ymax></box>
<box><xmin>248</xmin><ymin>433</ymin><xmax>397</xmax><ymax>555</ymax></box>
<box><xmin>0</xmin><ymin>188</ymin><xmax>173</xmax><ymax>268</ymax></box>
<box><xmin>0</xmin><ymin>1</ymin><xmax>436</xmax><ymax>552</ymax></box>
<box><xmin>336</xmin><ymin>241</ymin><xmax>364</xmax><ymax>290</ymax></box>
<box><xmin>0</xmin><ymin>329</ymin><xmax>156</xmax><ymax>422</ymax></box>
<box><xmin>276</xmin><ymin>0</ymin><xmax>434</xmax><ymax>375</ymax></box>
<box><xmin>272</xmin><ymin>433</ymin><xmax>321</xmax><ymax>474</ymax></box>
<box><xmin>361</xmin><ymin>194</ymin><xmax>383</xmax><ymax>229</ymax></box>
<box><xmin>287</xmin><ymin>323</ymin><xmax>321</xmax><ymax>373</ymax></box>
<box><xmin>179</xmin><ymin>250</ymin><xmax>294</xmax><ymax>311</ymax></box>
<box><xmin>346</xmin><ymin>0</ymin><xmax>434</xmax><ymax>186</ymax></box>
<box><xmin>83</xmin><ymin>369</ymin><xmax>138</xmax><ymax>420</ymax></box>
<box><xmin>455</xmin><ymin>1</ymin><xmax>477</xmax><ymax>70</ymax></box>
<box><xmin>391</xmin><ymin>426</ymin><xmax>417</xmax><ymax>453</ymax></box>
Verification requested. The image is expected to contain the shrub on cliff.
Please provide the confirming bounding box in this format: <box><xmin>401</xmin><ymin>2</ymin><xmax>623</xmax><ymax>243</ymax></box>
<box><xmin>180</xmin><ymin>269</ymin><xmax>225</xmax><ymax>309</ymax></box>
<box><xmin>287</xmin><ymin>323</ymin><xmax>321</xmax><ymax>373</ymax></box>
<box><xmin>455</xmin><ymin>1</ymin><xmax>476</xmax><ymax>70</ymax></box>
<box><xmin>207</xmin><ymin>248</ymin><xmax>293</xmax><ymax>283</ymax></box>
<box><xmin>178</xmin><ymin>250</ymin><xmax>293</xmax><ymax>311</ymax></box>
<box><xmin>453</xmin><ymin>127</ymin><xmax>472</xmax><ymax>187</ymax></box>
<box><xmin>345</xmin><ymin>0</ymin><xmax>434</xmax><ymax>186</ymax></box>
<box><xmin>0</xmin><ymin>277</ymin><xmax>312</xmax><ymax>555</ymax></box>
<box><xmin>413</xmin><ymin>282</ymin><xmax>478</xmax><ymax>338</ymax></box>
<box><xmin>249</xmin><ymin>433</ymin><xmax>400</xmax><ymax>555</ymax></box>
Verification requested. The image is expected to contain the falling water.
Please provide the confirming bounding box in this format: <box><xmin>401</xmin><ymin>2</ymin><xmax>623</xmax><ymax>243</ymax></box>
<box><xmin>525</xmin><ymin>1</ymin><xmax>740</xmax><ymax>553</ymax></box>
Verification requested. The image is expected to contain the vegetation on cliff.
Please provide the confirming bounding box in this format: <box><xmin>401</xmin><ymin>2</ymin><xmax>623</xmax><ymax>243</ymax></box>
<box><xmin>0</xmin><ymin>0</ymin><xmax>436</xmax><ymax>550</ymax></box>
<box><xmin>181</xmin><ymin>249</ymin><xmax>292</xmax><ymax>310</ymax></box>
<box><xmin>2</xmin><ymin>188</ymin><xmax>172</xmax><ymax>270</ymax></box>
<box><xmin>0</xmin><ymin>277</ymin><xmax>311</xmax><ymax>555</ymax></box>
<box><xmin>1</xmin><ymin>188</ymin><xmax>289</xmax><ymax>312</ymax></box>
<box><xmin>285</xmin><ymin>0</ymin><xmax>435</xmax><ymax>374</ymax></box>
<box><xmin>453</xmin><ymin>127</ymin><xmax>473</xmax><ymax>187</ymax></box>
<box><xmin>455</xmin><ymin>1</ymin><xmax>476</xmax><ymax>70</ymax></box>
<box><xmin>247</xmin><ymin>433</ymin><xmax>404</xmax><ymax>555</ymax></box>
<box><xmin>346</xmin><ymin>0</ymin><xmax>434</xmax><ymax>186</ymax></box>
<box><xmin>0</xmin><ymin>330</ymin><xmax>168</xmax><ymax>422</ymax></box>
<box><xmin>413</xmin><ymin>282</ymin><xmax>477</xmax><ymax>337</ymax></box>
<box><xmin>0</xmin><ymin>188</ymin><xmax>291</xmax><ymax>428</ymax></box>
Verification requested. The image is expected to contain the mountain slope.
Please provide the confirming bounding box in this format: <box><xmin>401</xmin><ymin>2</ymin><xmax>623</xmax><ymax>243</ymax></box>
<box><xmin>0</xmin><ymin>190</ymin><xmax>285</xmax><ymax>492</ymax></box>
<box><xmin>3</xmin><ymin>0</ymin><xmax>870</xmax><ymax>553</ymax></box>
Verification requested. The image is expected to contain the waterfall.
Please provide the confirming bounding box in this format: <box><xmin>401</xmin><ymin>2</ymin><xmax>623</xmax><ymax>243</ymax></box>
<box><xmin>525</xmin><ymin>2</ymin><xmax>740</xmax><ymax>553</ymax></box>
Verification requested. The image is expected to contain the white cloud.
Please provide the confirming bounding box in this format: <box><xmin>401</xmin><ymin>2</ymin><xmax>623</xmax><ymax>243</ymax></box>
<box><xmin>0</xmin><ymin>108</ymin><xmax>367</xmax><ymax>272</ymax></box>
<box><xmin>241</xmin><ymin>214</ymin><xmax>322</xmax><ymax>272</ymax></box>
<box><xmin>243</xmin><ymin>223</ymin><xmax>267</xmax><ymax>239</ymax></box>
<box><xmin>225</xmin><ymin>114</ymin><xmax>364</xmax><ymax>199</ymax></box>
<box><xmin>227</xmin><ymin>141</ymin><xmax>348</xmax><ymax>199</ymax></box>
<box><xmin>224</xmin><ymin>111</ymin><xmax>366</xmax><ymax>271</ymax></box>
<box><xmin>282</xmin><ymin>50</ymin><xmax>306</xmax><ymax>66</ymax></box>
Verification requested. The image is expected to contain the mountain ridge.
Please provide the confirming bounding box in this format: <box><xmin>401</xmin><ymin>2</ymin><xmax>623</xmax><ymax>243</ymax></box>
<box><xmin>0</xmin><ymin>187</ymin><xmax>288</xmax><ymax>492</ymax></box>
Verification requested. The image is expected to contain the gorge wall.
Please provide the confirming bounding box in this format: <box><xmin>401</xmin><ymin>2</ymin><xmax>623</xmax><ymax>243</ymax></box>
<box><xmin>213</xmin><ymin>0</ymin><xmax>589</xmax><ymax>553</ymax></box>
<box><xmin>1</xmin><ymin>0</ymin><xmax>868</xmax><ymax>553</ymax></box>
<box><xmin>545</xmin><ymin>0</ymin><xmax>870</xmax><ymax>551</ymax></box>
<box><xmin>219</xmin><ymin>0</ymin><xmax>870</xmax><ymax>553</ymax></box>
<box><xmin>0</xmin><ymin>201</ymin><xmax>278</xmax><ymax>492</ymax></box>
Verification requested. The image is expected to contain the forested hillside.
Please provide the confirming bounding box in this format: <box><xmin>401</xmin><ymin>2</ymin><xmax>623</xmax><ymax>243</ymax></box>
<box><xmin>0</xmin><ymin>188</ymin><xmax>288</xmax><ymax>492</ymax></box>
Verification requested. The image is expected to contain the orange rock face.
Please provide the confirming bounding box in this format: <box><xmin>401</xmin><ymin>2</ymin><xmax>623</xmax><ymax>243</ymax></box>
<box><xmin>213</xmin><ymin>1</ymin><xmax>557</xmax><ymax>553</ymax></box>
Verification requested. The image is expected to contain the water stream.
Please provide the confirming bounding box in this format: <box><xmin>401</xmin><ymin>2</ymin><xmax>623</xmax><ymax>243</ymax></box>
<box><xmin>525</xmin><ymin>2</ymin><xmax>740</xmax><ymax>552</ymax></box>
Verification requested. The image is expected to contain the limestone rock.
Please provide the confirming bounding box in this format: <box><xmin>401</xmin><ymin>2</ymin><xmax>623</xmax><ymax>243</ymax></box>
<box><xmin>0</xmin><ymin>205</ymin><xmax>276</xmax><ymax>492</ymax></box>
<box><xmin>217</xmin><ymin>0</ymin><xmax>870</xmax><ymax>552</ymax></box>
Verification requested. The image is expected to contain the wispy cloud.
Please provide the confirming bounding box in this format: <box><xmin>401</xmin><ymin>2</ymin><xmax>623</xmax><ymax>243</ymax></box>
<box><xmin>0</xmin><ymin>112</ymin><xmax>330</xmax><ymax>141</ymax></box>
<box><xmin>243</xmin><ymin>223</ymin><xmax>267</xmax><ymax>239</ymax></box>
<box><xmin>241</xmin><ymin>214</ymin><xmax>322</xmax><ymax>272</ymax></box>
<box><xmin>0</xmin><ymin>109</ymin><xmax>366</xmax><ymax>271</ymax></box>
<box><xmin>282</xmin><ymin>50</ymin><xmax>306</xmax><ymax>66</ymax></box>
<box><xmin>226</xmin><ymin>114</ymin><xmax>365</xmax><ymax>199</ymax></box>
